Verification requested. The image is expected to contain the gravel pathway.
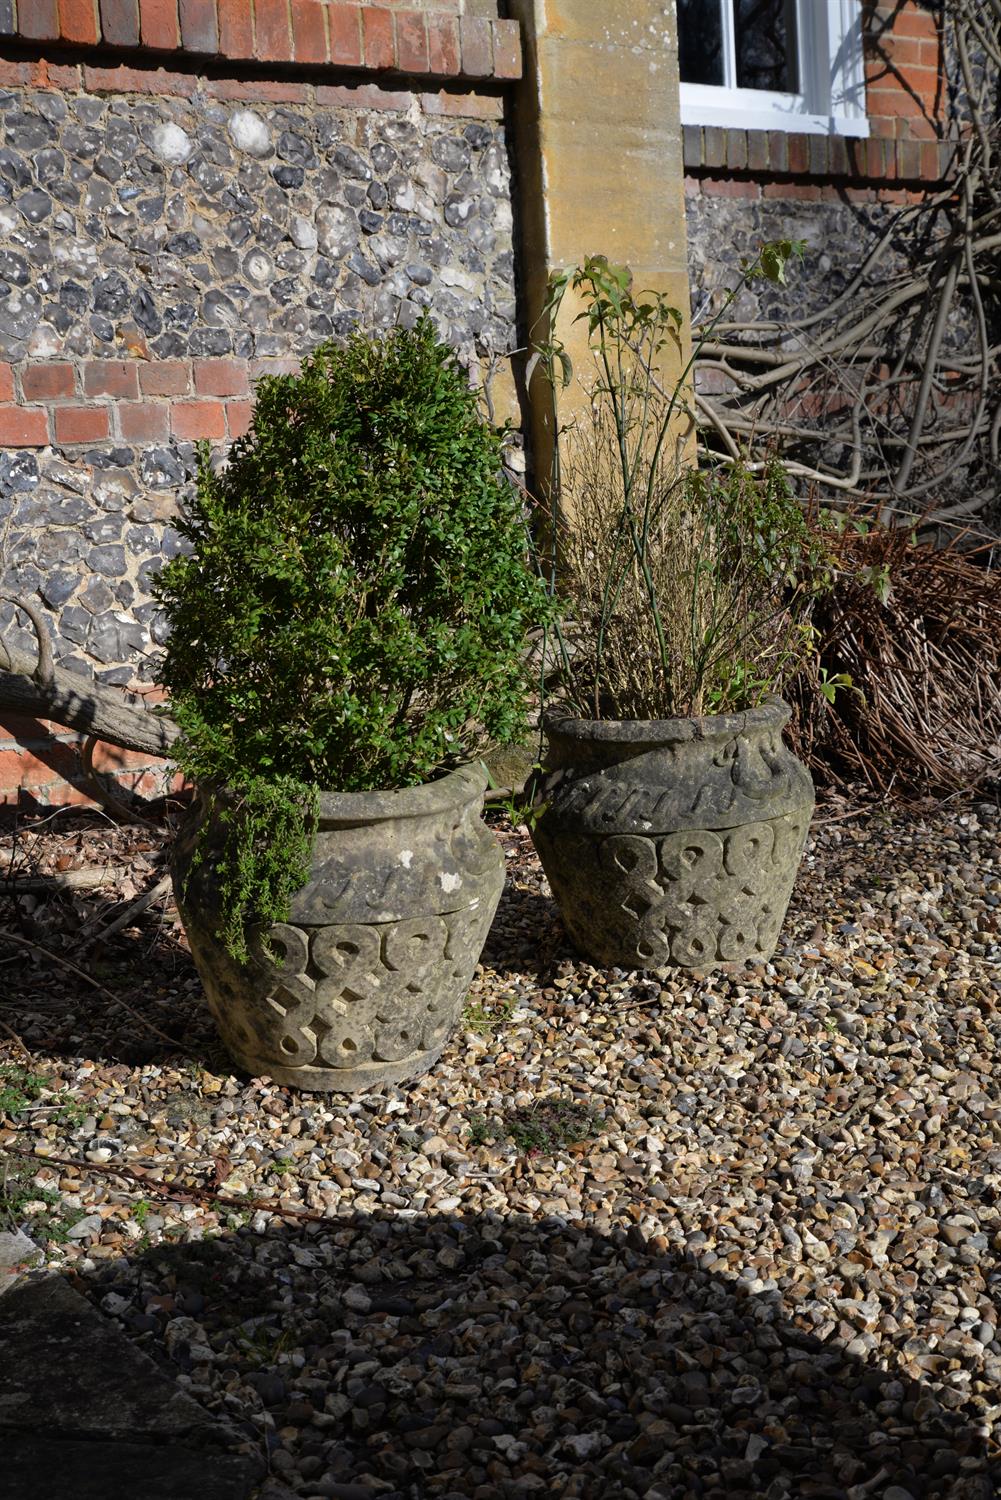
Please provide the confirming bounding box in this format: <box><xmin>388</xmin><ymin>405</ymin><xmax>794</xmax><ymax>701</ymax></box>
<box><xmin>1</xmin><ymin>799</ymin><xmax>999</xmax><ymax>1499</ymax></box>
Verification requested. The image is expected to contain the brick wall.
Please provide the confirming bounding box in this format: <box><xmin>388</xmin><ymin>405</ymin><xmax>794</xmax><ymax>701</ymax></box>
<box><xmin>682</xmin><ymin>3</ymin><xmax>986</xmax><ymax>537</ymax></box>
<box><xmin>684</xmin><ymin>2</ymin><xmax>947</xmax><ymax>207</ymax></box>
<box><xmin>0</xmin><ymin>1</ymin><xmax>523</xmax><ymax>809</ymax></box>
<box><xmin>1</xmin><ymin>356</ymin><xmax>253</xmax><ymax>450</ymax></box>
<box><xmin>0</xmin><ymin>712</ymin><xmax>174</xmax><ymax>807</ymax></box>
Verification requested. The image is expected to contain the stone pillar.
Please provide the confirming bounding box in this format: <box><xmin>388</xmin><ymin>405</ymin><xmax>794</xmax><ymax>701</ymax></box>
<box><xmin>508</xmin><ymin>0</ymin><xmax>692</xmax><ymax>497</ymax></box>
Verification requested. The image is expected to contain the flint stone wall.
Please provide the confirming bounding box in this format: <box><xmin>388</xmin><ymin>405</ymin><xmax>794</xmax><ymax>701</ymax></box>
<box><xmin>686</xmin><ymin>191</ymin><xmax>900</xmax><ymax>338</ymax></box>
<box><xmin>0</xmin><ymin>79</ymin><xmax>517</xmax><ymax>699</ymax></box>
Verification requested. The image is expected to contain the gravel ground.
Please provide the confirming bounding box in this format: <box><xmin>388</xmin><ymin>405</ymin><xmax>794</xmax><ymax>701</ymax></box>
<box><xmin>0</xmin><ymin>797</ymin><xmax>999</xmax><ymax>1500</ymax></box>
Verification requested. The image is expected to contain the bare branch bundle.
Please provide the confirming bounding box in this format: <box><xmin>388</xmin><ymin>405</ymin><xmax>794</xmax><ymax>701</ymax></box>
<box><xmin>788</xmin><ymin>528</ymin><xmax>1001</xmax><ymax>794</ymax></box>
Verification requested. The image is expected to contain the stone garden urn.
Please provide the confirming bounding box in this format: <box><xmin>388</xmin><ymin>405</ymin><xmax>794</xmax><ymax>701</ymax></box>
<box><xmin>172</xmin><ymin>764</ymin><xmax>504</xmax><ymax>1091</ymax></box>
<box><xmin>530</xmin><ymin>699</ymin><xmax>814</xmax><ymax>970</ymax></box>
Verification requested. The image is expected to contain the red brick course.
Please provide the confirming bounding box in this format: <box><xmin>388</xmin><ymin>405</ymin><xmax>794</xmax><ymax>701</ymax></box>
<box><xmin>421</xmin><ymin>88</ymin><xmax>503</xmax><ymax>122</ymax></box>
<box><xmin>19</xmin><ymin>0</ymin><xmax>59</xmax><ymax>41</ymax></box>
<box><xmin>327</xmin><ymin>3</ymin><xmax>362</xmax><ymax>66</ymax></box>
<box><xmin>205</xmin><ymin>75</ymin><xmax>309</xmax><ymax>102</ymax></box>
<box><xmin>193</xmin><ymin>358</ymin><xmax>250</xmax><ymax>397</ymax></box>
<box><xmin>0</xmin><ymin>736</ymin><xmax>184</xmax><ymax>809</ymax></box>
<box><xmin>178</xmin><ymin>0</ymin><xmax>218</xmax><ymax>53</ymax></box>
<box><xmin>21</xmin><ymin>364</ymin><xmax>75</xmax><ymax>401</ymax></box>
<box><xmin>254</xmin><ymin>0</ymin><xmax>294</xmax><ymax>62</ymax></box>
<box><xmin>427</xmin><ymin>16</ymin><xmax>460</xmax><ymax>78</ymax></box>
<box><xmin>117</xmin><ymin>400</ymin><xmax>171</xmax><ymax>442</ymax></box>
<box><xmin>138</xmin><ymin>360</ymin><xmax>191</xmax><ymax>396</ymax></box>
<box><xmin>226</xmin><ymin>399</ymin><xmax>254</xmax><ymax>438</ymax></box>
<box><xmin>318</xmin><ymin>81</ymin><xmax>411</xmax><ymax>111</ymax></box>
<box><xmin>493</xmin><ymin>20</ymin><xmax>522</xmax><ymax>81</ymax></box>
<box><xmin>82</xmin><ymin>59</ymin><xmax>197</xmax><ymax>95</ymax></box>
<box><xmin>172</xmin><ymin>399</ymin><xmax>227</xmax><ymax>440</ymax></box>
<box><xmin>396</xmin><ymin>11</ymin><xmax>428</xmax><ymax>74</ymax></box>
<box><xmin>83</xmin><ymin>360</ymin><xmax>141</xmax><ymax>399</ymax></box>
<box><xmin>99</xmin><ymin>0</ymin><xmax>140</xmax><ymax>48</ymax></box>
<box><xmin>217</xmin><ymin>0</ymin><xmax>253</xmax><ymax>58</ymax></box>
<box><xmin>888</xmin><ymin>4</ymin><xmax>937</xmax><ymax>40</ymax></box>
<box><xmin>362</xmin><ymin>6</ymin><xmax>394</xmax><ymax>70</ymax></box>
<box><xmin>40</xmin><ymin>60</ymin><xmax>85</xmax><ymax>89</ymax></box>
<box><xmin>459</xmin><ymin>17</ymin><xmax>492</xmax><ymax>79</ymax></box>
<box><xmin>0</xmin><ymin>743</ymin><xmax>81</xmax><ymax>793</ymax></box>
<box><xmin>292</xmin><ymin>0</ymin><xmax>329</xmax><ymax>65</ymax></box>
<box><xmin>249</xmin><ymin>357</ymin><xmax>300</xmax><ymax>379</ymax></box>
<box><xmin>0</xmin><ymin>2</ymin><xmax>522</xmax><ymax>80</ymax></box>
<box><xmin>58</xmin><ymin>0</ymin><xmax>100</xmax><ymax>45</ymax></box>
<box><xmin>0</xmin><ymin>407</ymin><xmax>48</xmax><ymax>446</ymax></box>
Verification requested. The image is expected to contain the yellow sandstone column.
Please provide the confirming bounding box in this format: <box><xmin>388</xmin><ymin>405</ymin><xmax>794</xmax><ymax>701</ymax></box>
<box><xmin>508</xmin><ymin>0</ymin><xmax>693</xmax><ymax>496</ymax></box>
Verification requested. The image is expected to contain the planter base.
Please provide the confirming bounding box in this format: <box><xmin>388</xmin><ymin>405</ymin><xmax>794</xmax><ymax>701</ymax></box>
<box><xmin>533</xmin><ymin>809</ymin><xmax>810</xmax><ymax>970</ymax></box>
<box><xmin>184</xmin><ymin>905</ymin><xmax>495</xmax><ymax>1093</ymax></box>
<box><xmin>221</xmin><ymin>1045</ymin><xmax>449</xmax><ymax>1094</ymax></box>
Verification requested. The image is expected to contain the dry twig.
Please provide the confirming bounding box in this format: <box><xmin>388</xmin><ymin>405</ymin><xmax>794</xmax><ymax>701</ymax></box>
<box><xmin>0</xmin><ymin>930</ymin><xmax>177</xmax><ymax>1046</ymax></box>
<box><xmin>77</xmin><ymin>873</ymin><xmax>173</xmax><ymax>953</ymax></box>
<box><xmin>0</xmin><ymin>867</ymin><xmax>139</xmax><ymax>894</ymax></box>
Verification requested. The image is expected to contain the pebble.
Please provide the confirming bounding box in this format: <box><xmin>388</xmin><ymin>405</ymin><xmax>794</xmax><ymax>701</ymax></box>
<box><xmin>289</xmin><ymin>215</ymin><xmax>318</xmax><ymax>251</ymax></box>
<box><xmin>150</xmin><ymin>123</ymin><xmax>193</xmax><ymax>165</ymax></box>
<box><xmin>65</xmin><ymin>1213</ymin><xmax>103</xmax><ymax>1240</ymax></box>
<box><xmin>229</xmin><ymin>109</ymin><xmax>273</xmax><ymax>157</ymax></box>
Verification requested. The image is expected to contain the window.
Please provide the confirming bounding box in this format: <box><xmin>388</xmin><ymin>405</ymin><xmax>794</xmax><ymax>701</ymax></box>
<box><xmin>678</xmin><ymin>0</ymin><xmax>869</xmax><ymax>137</ymax></box>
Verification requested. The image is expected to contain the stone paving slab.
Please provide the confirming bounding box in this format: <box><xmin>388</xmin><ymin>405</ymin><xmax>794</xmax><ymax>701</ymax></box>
<box><xmin>0</xmin><ymin>1436</ymin><xmax>261</xmax><ymax>1500</ymax></box>
<box><xmin>0</xmin><ymin>1269</ymin><xmax>270</xmax><ymax>1500</ymax></box>
<box><xmin>0</xmin><ymin>1274</ymin><xmax>239</xmax><ymax>1445</ymax></box>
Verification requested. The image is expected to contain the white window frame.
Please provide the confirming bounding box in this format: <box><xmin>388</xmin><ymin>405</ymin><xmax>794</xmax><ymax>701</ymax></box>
<box><xmin>679</xmin><ymin>0</ymin><xmax>869</xmax><ymax>138</ymax></box>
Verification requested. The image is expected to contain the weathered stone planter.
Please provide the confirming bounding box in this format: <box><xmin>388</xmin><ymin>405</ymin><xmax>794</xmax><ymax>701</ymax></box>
<box><xmin>530</xmin><ymin>699</ymin><xmax>814</xmax><ymax>970</ymax></box>
<box><xmin>172</xmin><ymin>765</ymin><xmax>504</xmax><ymax>1091</ymax></box>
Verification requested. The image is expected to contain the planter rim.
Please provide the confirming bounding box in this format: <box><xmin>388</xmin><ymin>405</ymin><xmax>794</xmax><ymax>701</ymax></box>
<box><xmin>195</xmin><ymin>762</ymin><xmax>489</xmax><ymax>834</ymax></box>
<box><xmin>543</xmin><ymin>695</ymin><xmax>791</xmax><ymax>746</ymax></box>
<box><xmin>200</xmin><ymin>762</ymin><xmax>488</xmax><ymax>827</ymax></box>
<box><xmin>316</xmin><ymin>761</ymin><xmax>488</xmax><ymax>826</ymax></box>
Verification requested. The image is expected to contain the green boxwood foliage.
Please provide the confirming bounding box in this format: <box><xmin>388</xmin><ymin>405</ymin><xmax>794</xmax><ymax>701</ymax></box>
<box><xmin>155</xmin><ymin>318</ymin><xmax>551</xmax><ymax>955</ymax></box>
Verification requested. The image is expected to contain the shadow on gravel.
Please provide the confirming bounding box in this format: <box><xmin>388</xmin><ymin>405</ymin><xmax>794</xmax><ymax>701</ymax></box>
<box><xmin>74</xmin><ymin>1209</ymin><xmax>996</xmax><ymax>1500</ymax></box>
<box><xmin>481</xmin><ymin>883</ymin><xmax>575</xmax><ymax>979</ymax></box>
<box><xmin>0</xmin><ymin>910</ymin><xmax>219</xmax><ymax>1071</ymax></box>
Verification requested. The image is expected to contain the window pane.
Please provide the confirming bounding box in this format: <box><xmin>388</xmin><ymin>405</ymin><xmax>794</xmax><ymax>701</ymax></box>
<box><xmin>733</xmin><ymin>0</ymin><xmax>799</xmax><ymax>92</ymax></box>
<box><xmin>678</xmin><ymin>0</ymin><xmax>725</xmax><ymax>87</ymax></box>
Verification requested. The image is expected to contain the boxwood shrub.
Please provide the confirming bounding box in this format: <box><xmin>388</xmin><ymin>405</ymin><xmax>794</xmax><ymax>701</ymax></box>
<box><xmin>155</xmin><ymin>318</ymin><xmax>551</xmax><ymax>955</ymax></box>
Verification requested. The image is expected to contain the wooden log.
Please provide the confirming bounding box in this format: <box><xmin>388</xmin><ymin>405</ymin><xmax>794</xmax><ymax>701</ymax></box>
<box><xmin>0</xmin><ymin>597</ymin><xmax>179</xmax><ymax>757</ymax></box>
